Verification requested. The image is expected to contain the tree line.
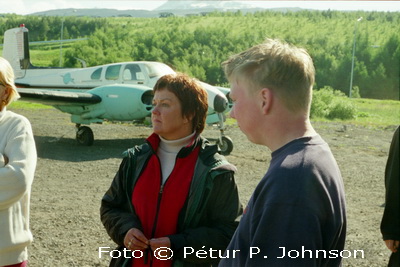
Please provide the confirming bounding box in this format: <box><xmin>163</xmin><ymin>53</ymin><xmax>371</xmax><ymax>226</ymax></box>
<box><xmin>0</xmin><ymin>10</ymin><xmax>399</xmax><ymax>100</ymax></box>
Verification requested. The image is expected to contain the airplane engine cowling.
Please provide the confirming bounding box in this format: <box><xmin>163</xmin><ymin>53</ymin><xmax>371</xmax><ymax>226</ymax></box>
<box><xmin>199</xmin><ymin>82</ymin><xmax>229</xmax><ymax>114</ymax></box>
<box><xmin>213</xmin><ymin>94</ymin><xmax>228</xmax><ymax>113</ymax></box>
<box><xmin>88</xmin><ymin>84</ymin><xmax>153</xmax><ymax>121</ymax></box>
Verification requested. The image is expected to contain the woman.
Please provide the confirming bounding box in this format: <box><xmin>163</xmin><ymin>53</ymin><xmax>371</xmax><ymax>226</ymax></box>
<box><xmin>0</xmin><ymin>57</ymin><xmax>37</xmax><ymax>267</ymax></box>
<box><xmin>101</xmin><ymin>73</ymin><xmax>242</xmax><ymax>267</ymax></box>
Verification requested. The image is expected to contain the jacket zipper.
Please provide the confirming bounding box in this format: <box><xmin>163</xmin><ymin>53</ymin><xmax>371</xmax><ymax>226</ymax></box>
<box><xmin>145</xmin><ymin>184</ymin><xmax>164</xmax><ymax>266</ymax></box>
<box><xmin>148</xmin><ymin>155</ymin><xmax>175</xmax><ymax>266</ymax></box>
<box><xmin>151</xmin><ymin>184</ymin><xmax>164</xmax><ymax>238</ymax></box>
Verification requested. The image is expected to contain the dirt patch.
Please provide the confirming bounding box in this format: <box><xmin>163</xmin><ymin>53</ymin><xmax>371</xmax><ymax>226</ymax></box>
<box><xmin>10</xmin><ymin>107</ymin><xmax>396</xmax><ymax>266</ymax></box>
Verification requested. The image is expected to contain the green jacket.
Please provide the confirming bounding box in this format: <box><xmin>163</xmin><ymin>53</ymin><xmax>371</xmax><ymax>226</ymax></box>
<box><xmin>100</xmin><ymin>135</ymin><xmax>242</xmax><ymax>266</ymax></box>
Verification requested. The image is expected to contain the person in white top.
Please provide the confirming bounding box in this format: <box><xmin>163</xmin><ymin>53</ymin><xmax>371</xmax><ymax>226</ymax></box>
<box><xmin>0</xmin><ymin>57</ymin><xmax>37</xmax><ymax>267</ymax></box>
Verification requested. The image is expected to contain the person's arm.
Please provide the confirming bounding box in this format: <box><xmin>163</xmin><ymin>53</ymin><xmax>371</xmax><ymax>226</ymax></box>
<box><xmin>381</xmin><ymin>126</ymin><xmax>400</xmax><ymax>251</ymax></box>
<box><xmin>100</xmin><ymin>157</ymin><xmax>143</xmax><ymax>246</ymax></box>
<box><xmin>0</xmin><ymin>118</ymin><xmax>36</xmax><ymax>209</ymax></box>
<box><xmin>168</xmin><ymin>171</ymin><xmax>242</xmax><ymax>263</ymax></box>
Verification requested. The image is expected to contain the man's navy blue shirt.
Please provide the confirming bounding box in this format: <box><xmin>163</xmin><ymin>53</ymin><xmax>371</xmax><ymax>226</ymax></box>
<box><xmin>219</xmin><ymin>135</ymin><xmax>346</xmax><ymax>267</ymax></box>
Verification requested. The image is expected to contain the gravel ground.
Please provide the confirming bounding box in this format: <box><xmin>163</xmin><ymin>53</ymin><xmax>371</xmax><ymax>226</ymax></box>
<box><xmin>9</xmin><ymin>107</ymin><xmax>397</xmax><ymax>267</ymax></box>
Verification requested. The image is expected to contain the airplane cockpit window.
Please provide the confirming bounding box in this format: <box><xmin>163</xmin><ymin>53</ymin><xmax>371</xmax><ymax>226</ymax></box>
<box><xmin>123</xmin><ymin>69</ymin><xmax>132</xmax><ymax>80</ymax></box>
<box><xmin>91</xmin><ymin>68</ymin><xmax>102</xmax><ymax>80</ymax></box>
<box><xmin>105</xmin><ymin>65</ymin><xmax>121</xmax><ymax>80</ymax></box>
<box><xmin>145</xmin><ymin>62</ymin><xmax>175</xmax><ymax>78</ymax></box>
<box><xmin>123</xmin><ymin>64</ymin><xmax>145</xmax><ymax>81</ymax></box>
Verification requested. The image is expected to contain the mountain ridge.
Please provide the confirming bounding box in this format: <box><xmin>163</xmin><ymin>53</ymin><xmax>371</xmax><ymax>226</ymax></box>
<box><xmin>26</xmin><ymin>2</ymin><xmax>305</xmax><ymax>18</ymax></box>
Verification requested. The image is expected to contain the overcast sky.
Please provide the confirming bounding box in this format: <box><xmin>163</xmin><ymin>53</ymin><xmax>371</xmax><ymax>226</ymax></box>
<box><xmin>1</xmin><ymin>0</ymin><xmax>399</xmax><ymax>15</ymax></box>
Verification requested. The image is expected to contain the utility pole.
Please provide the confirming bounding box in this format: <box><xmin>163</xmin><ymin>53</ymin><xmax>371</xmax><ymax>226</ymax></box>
<box><xmin>59</xmin><ymin>17</ymin><xmax>65</xmax><ymax>67</ymax></box>
<box><xmin>349</xmin><ymin>17</ymin><xmax>363</xmax><ymax>98</ymax></box>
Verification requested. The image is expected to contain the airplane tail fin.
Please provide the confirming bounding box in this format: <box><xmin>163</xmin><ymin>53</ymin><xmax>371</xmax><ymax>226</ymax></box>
<box><xmin>2</xmin><ymin>24</ymin><xmax>32</xmax><ymax>78</ymax></box>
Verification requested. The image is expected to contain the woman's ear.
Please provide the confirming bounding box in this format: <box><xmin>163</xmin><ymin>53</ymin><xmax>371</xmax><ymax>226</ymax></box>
<box><xmin>183</xmin><ymin>114</ymin><xmax>193</xmax><ymax>124</ymax></box>
<box><xmin>0</xmin><ymin>87</ymin><xmax>8</xmax><ymax>110</ymax></box>
<box><xmin>1</xmin><ymin>87</ymin><xmax>9</xmax><ymax>103</ymax></box>
<box><xmin>1</xmin><ymin>86</ymin><xmax>10</xmax><ymax>100</ymax></box>
<box><xmin>260</xmin><ymin>88</ymin><xmax>273</xmax><ymax>115</ymax></box>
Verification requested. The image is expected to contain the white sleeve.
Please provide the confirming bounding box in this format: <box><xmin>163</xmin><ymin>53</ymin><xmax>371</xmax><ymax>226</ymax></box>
<box><xmin>0</xmin><ymin>117</ymin><xmax>37</xmax><ymax>209</ymax></box>
<box><xmin>0</xmin><ymin>153</ymin><xmax>5</xmax><ymax>167</ymax></box>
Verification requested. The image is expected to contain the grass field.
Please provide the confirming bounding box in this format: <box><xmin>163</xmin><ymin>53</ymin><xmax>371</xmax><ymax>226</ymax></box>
<box><xmin>10</xmin><ymin>96</ymin><xmax>400</xmax><ymax>129</ymax></box>
<box><xmin>351</xmin><ymin>98</ymin><xmax>400</xmax><ymax>128</ymax></box>
<box><xmin>305</xmin><ymin>97</ymin><xmax>400</xmax><ymax>129</ymax></box>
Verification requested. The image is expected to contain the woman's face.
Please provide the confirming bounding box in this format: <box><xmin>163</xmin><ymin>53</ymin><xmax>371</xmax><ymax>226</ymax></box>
<box><xmin>151</xmin><ymin>88</ymin><xmax>192</xmax><ymax>140</ymax></box>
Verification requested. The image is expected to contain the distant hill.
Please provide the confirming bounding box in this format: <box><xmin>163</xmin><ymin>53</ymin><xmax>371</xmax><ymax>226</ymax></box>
<box><xmin>155</xmin><ymin>0</ymin><xmax>254</xmax><ymax>11</ymax></box>
<box><xmin>29</xmin><ymin>1</ymin><xmax>305</xmax><ymax>18</ymax></box>
<box><xmin>30</xmin><ymin>8</ymin><xmax>156</xmax><ymax>18</ymax></box>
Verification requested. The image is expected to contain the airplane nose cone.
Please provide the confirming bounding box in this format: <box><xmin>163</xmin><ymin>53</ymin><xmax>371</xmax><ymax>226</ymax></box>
<box><xmin>213</xmin><ymin>94</ymin><xmax>228</xmax><ymax>113</ymax></box>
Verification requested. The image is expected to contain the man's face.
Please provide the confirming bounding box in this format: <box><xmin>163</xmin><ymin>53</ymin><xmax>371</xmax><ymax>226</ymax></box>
<box><xmin>229</xmin><ymin>80</ymin><xmax>263</xmax><ymax>144</ymax></box>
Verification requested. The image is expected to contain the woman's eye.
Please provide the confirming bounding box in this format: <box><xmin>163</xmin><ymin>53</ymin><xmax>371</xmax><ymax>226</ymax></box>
<box><xmin>152</xmin><ymin>103</ymin><xmax>169</xmax><ymax>108</ymax></box>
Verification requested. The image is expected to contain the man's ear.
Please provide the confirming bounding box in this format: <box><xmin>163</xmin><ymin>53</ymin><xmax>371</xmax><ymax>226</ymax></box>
<box><xmin>260</xmin><ymin>88</ymin><xmax>273</xmax><ymax>115</ymax></box>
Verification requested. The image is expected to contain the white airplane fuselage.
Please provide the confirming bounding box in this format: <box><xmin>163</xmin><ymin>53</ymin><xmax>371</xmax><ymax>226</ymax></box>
<box><xmin>15</xmin><ymin>61</ymin><xmax>175</xmax><ymax>90</ymax></box>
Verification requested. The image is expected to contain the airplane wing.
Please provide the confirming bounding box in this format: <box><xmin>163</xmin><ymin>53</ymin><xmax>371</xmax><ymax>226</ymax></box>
<box><xmin>17</xmin><ymin>84</ymin><xmax>154</xmax><ymax>124</ymax></box>
<box><xmin>17</xmin><ymin>88</ymin><xmax>102</xmax><ymax>106</ymax></box>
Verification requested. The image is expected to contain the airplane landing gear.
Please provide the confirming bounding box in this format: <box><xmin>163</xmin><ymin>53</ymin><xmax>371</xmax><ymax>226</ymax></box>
<box><xmin>218</xmin><ymin>134</ymin><xmax>233</xmax><ymax>156</ymax></box>
<box><xmin>76</xmin><ymin>124</ymin><xmax>94</xmax><ymax>146</ymax></box>
<box><xmin>215</xmin><ymin>113</ymin><xmax>234</xmax><ymax>155</ymax></box>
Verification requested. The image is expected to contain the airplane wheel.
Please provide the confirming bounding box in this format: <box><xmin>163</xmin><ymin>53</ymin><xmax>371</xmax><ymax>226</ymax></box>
<box><xmin>76</xmin><ymin>126</ymin><xmax>94</xmax><ymax>146</ymax></box>
<box><xmin>218</xmin><ymin>136</ymin><xmax>233</xmax><ymax>156</ymax></box>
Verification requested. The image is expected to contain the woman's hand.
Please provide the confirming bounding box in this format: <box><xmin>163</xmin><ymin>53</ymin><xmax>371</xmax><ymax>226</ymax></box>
<box><xmin>149</xmin><ymin>237</ymin><xmax>171</xmax><ymax>251</ymax></box>
<box><xmin>149</xmin><ymin>237</ymin><xmax>172</xmax><ymax>259</ymax></box>
<box><xmin>124</xmin><ymin>228</ymin><xmax>149</xmax><ymax>250</ymax></box>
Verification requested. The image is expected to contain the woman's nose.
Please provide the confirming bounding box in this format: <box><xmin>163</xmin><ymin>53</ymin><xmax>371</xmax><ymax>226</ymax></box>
<box><xmin>152</xmin><ymin>105</ymin><xmax>159</xmax><ymax>114</ymax></box>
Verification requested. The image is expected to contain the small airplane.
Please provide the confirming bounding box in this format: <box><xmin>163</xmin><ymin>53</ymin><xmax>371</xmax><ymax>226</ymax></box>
<box><xmin>2</xmin><ymin>25</ymin><xmax>234</xmax><ymax>155</ymax></box>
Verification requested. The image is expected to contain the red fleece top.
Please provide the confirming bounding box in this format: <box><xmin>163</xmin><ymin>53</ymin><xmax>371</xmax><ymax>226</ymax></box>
<box><xmin>131</xmin><ymin>134</ymin><xmax>200</xmax><ymax>266</ymax></box>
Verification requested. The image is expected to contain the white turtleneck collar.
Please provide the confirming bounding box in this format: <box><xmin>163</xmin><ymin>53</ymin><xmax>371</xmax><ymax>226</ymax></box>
<box><xmin>157</xmin><ymin>131</ymin><xmax>196</xmax><ymax>184</ymax></box>
<box><xmin>158</xmin><ymin>132</ymin><xmax>196</xmax><ymax>154</ymax></box>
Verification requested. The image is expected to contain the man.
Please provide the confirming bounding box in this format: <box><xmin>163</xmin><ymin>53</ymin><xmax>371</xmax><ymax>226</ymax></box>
<box><xmin>219</xmin><ymin>39</ymin><xmax>346</xmax><ymax>266</ymax></box>
<box><xmin>381</xmin><ymin>126</ymin><xmax>399</xmax><ymax>267</ymax></box>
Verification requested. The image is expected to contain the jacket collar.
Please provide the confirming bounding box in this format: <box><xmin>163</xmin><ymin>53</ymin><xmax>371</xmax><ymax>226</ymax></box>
<box><xmin>146</xmin><ymin>132</ymin><xmax>204</xmax><ymax>158</ymax></box>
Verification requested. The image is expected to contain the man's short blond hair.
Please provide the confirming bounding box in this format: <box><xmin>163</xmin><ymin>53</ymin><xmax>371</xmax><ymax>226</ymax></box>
<box><xmin>222</xmin><ymin>39</ymin><xmax>315</xmax><ymax>113</ymax></box>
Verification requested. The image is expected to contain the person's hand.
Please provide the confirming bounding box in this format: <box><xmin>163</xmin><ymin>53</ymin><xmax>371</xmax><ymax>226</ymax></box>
<box><xmin>124</xmin><ymin>228</ymin><xmax>149</xmax><ymax>250</ymax></box>
<box><xmin>384</xmin><ymin>239</ymin><xmax>399</xmax><ymax>253</ymax></box>
<box><xmin>149</xmin><ymin>237</ymin><xmax>171</xmax><ymax>251</ymax></box>
<box><xmin>149</xmin><ymin>237</ymin><xmax>172</xmax><ymax>258</ymax></box>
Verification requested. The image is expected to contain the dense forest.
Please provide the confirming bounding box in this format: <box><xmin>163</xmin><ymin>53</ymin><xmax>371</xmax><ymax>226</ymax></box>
<box><xmin>0</xmin><ymin>10</ymin><xmax>399</xmax><ymax>100</ymax></box>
